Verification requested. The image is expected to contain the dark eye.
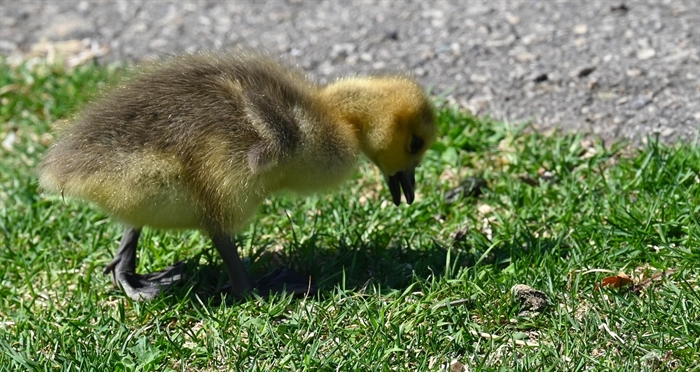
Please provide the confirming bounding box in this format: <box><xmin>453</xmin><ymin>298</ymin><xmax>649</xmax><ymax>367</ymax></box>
<box><xmin>410</xmin><ymin>135</ymin><xmax>424</xmax><ymax>155</ymax></box>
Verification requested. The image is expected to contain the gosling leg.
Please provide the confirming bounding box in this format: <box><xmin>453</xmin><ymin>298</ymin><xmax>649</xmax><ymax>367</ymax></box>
<box><xmin>103</xmin><ymin>226</ymin><xmax>184</xmax><ymax>301</ymax></box>
<box><xmin>211</xmin><ymin>234</ymin><xmax>255</xmax><ymax>297</ymax></box>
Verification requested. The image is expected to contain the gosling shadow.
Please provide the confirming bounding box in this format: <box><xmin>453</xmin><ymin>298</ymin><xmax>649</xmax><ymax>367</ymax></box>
<box><xmin>147</xmin><ymin>227</ymin><xmax>567</xmax><ymax>306</ymax></box>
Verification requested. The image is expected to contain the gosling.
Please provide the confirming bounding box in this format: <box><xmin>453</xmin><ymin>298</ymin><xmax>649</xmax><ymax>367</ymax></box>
<box><xmin>38</xmin><ymin>50</ymin><xmax>437</xmax><ymax>301</ymax></box>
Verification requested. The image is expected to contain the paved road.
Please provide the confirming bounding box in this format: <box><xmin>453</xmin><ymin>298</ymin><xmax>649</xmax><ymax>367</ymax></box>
<box><xmin>1</xmin><ymin>0</ymin><xmax>698</xmax><ymax>144</ymax></box>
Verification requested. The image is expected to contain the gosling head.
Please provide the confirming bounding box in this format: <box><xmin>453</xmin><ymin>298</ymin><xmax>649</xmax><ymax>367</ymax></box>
<box><xmin>372</xmin><ymin>80</ymin><xmax>435</xmax><ymax>206</ymax></box>
<box><xmin>325</xmin><ymin>76</ymin><xmax>437</xmax><ymax>205</ymax></box>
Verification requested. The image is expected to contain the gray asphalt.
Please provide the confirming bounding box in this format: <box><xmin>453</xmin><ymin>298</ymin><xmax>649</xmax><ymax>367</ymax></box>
<box><xmin>1</xmin><ymin>0</ymin><xmax>698</xmax><ymax>144</ymax></box>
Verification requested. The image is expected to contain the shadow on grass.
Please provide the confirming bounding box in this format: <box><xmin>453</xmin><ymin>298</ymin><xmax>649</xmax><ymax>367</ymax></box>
<box><xmin>151</xmin><ymin>238</ymin><xmax>448</xmax><ymax>306</ymax></box>
<box><xmin>151</xmin><ymin>226</ymin><xmax>566</xmax><ymax>307</ymax></box>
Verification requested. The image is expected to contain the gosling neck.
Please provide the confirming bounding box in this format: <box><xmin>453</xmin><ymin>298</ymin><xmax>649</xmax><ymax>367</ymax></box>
<box><xmin>319</xmin><ymin>78</ymin><xmax>385</xmax><ymax>155</ymax></box>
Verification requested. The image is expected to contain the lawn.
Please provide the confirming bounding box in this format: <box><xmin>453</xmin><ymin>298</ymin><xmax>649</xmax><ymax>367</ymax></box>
<box><xmin>1</xmin><ymin>58</ymin><xmax>698</xmax><ymax>371</ymax></box>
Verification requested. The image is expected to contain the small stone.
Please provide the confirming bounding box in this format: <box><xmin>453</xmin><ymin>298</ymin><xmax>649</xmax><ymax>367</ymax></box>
<box><xmin>637</xmin><ymin>48</ymin><xmax>656</xmax><ymax>60</ymax></box>
<box><xmin>420</xmin><ymin>51</ymin><xmax>435</xmax><ymax>60</ymax></box>
<box><xmin>466</xmin><ymin>97</ymin><xmax>490</xmax><ymax>115</ymax></box>
<box><xmin>421</xmin><ymin>9</ymin><xmax>444</xmax><ymax>19</ymax></box>
<box><xmin>372</xmin><ymin>61</ymin><xmax>386</xmax><ymax>70</ymax></box>
<box><xmin>330</xmin><ymin>43</ymin><xmax>356</xmax><ymax>60</ymax></box>
<box><xmin>486</xmin><ymin>34</ymin><xmax>516</xmax><ymax>48</ymax></box>
<box><xmin>506</xmin><ymin>15</ymin><xmax>520</xmax><ymax>25</ymax></box>
<box><xmin>626</xmin><ymin>69</ymin><xmax>643</xmax><ymax>77</ymax></box>
<box><xmin>516</xmin><ymin>51</ymin><xmax>536</xmax><ymax>62</ymax></box>
<box><xmin>533</xmin><ymin>73</ymin><xmax>548</xmax><ymax>83</ymax></box>
<box><xmin>2</xmin><ymin>131</ymin><xmax>17</xmax><ymax>151</ymax></box>
<box><xmin>540</xmin><ymin>171</ymin><xmax>556</xmax><ymax>182</ymax></box>
<box><xmin>384</xmin><ymin>30</ymin><xmax>399</xmax><ymax>41</ymax></box>
<box><xmin>77</xmin><ymin>1</ymin><xmax>90</xmax><ymax>12</ymax></box>
<box><xmin>318</xmin><ymin>60</ymin><xmax>334</xmax><ymax>75</ymax></box>
<box><xmin>629</xmin><ymin>96</ymin><xmax>648</xmax><ymax>110</ymax></box>
<box><xmin>659</xmin><ymin>127</ymin><xmax>676</xmax><ymax>137</ymax></box>
<box><xmin>637</xmin><ymin>37</ymin><xmax>651</xmax><ymax>48</ymax></box>
<box><xmin>469</xmin><ymin>74</ymin><xmax>489</xmax><ymax>84</ymax></box>
<box><xmin>148</xmin><ymin>38</ymin><xmax>168</xmax><ymax>49</ymax></box>
<box><xmin>588</xmin><ymin>79</ymin><xmax>599</xmax><ymax>90</ymax></box>
<box><xmin>522</xmin><ymin>34</ymin><xmax>537</xmax><ymax>45</ymax></box>
<box><xmin>616</xmin><ymin>97</ymin><xmax>630</xmax><ymax>105</ymax></box>
<box><xmin>477</xmin><ymin>204</ymin><xmax>493</xmax><ymax>215</ymax></box>
<box><xmin>467</xmin><ymin>4</ymin><xmax>492</xmax><ymax>15</ymax></box>
<box><xmin>597</xmin><ymin>91</ymin><xmax>618</xmax><ymax>100</ymax></box>
<box><xmin>570</xmin><ymin>66</ymin><xmax>596</xmax><ymax>78</ymax></box>
<box><xmin>611</xmin><ymin>3</ymin><xmax>629</xmax><ymax>12</ymax></box>
<box><xmin>573</xmin><ymin>24</ymin><xmax>588</xmax><ymax>35</ymax></box>
<box><xmin>435</xmin><ymin>45</ymin><xmax>451</xmax><ymax>54</ymax></box>
<box><xmin>547</xmin><ymin>72</ymin><xmax>562</xmax><ymax>82</ymax></box>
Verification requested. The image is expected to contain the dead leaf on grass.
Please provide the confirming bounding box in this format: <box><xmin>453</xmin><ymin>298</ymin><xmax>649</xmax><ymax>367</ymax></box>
<box><xmin>591</xmin><ymin>268</ymin><xmax>677</xmax><ymax>292</ymax></box>
<box><xmin>596</xmin><ymin>272</ymin><xmax>634</xmax><ymax>290</ymax></box>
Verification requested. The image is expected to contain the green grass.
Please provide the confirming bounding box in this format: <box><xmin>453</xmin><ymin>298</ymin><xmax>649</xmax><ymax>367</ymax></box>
<box><xmin>1</xmin><ymin>58</ymin><xmax>699</xmax><ymax>371</ymax></box>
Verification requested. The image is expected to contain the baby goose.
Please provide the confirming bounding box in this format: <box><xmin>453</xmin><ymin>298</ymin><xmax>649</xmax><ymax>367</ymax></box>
<box><xmin>38</xmin><ymin>50</ymin><xmax>436</xmax><ymax>301</ymax></box>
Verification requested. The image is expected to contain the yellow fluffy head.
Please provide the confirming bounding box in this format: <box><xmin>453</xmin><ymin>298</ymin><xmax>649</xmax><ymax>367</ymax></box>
<box><xmin>363</xmin><ymin>78</ymin><xmax>435</xmax><ymax>173</ymax></box>
<box><xmin>322</xmin><ymin>76</ymin><xmax>437</xmax><ymax>205</ymax></box>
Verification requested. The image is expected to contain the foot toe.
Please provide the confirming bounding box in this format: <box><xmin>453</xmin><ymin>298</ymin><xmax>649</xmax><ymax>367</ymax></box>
<box><xmin>117</xmin><ymin>272</ymin><xmax>163</xmax><ymax>301</ymax></box>
<box><xmin>138</xmin><ymin>262</ymin><xmax>184</xmax><ymax>285</ymax></box>
<box><xmin>114</xmin><ymin>262</ymin><xmax>185</xmax><ymax>301</ymax></box>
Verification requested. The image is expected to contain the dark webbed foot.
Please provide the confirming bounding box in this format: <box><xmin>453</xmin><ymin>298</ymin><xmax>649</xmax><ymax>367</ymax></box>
<box><xmin>103</xmin><ymin>227</ymin><xmax>184</xmax><ymax>301</ymax></box>
<box><xmin>109</xmin><ymin>263</ymin><xmax>184</xmax><ymax>301</ymax></box>
<box><xmin>255</xmin><ymin>268</ymin><xmax>316</xmax><ymax>296</ymax></box>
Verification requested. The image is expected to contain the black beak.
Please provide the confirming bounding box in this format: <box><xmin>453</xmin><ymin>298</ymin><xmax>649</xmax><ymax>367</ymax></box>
<box><xmin>387</xmin><ymin>169</ymin><xmax>416</xmax><ymax>206</ymax></box>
